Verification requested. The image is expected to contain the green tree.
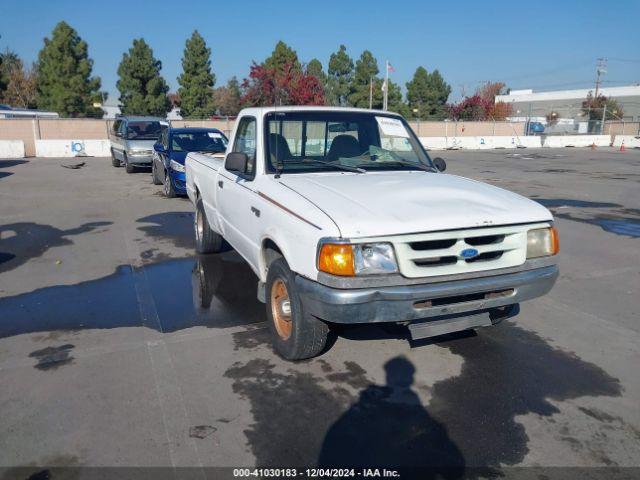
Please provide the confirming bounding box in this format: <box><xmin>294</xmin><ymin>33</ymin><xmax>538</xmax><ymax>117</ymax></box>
<box><xmin>327</xmin><ymin>45</ymin><xmax>354</xmax><ymax>106</ymax></box>
<box><xmin>387</xmin><ymin>80</ymin><xmax>408</xmax><ymax>116</ymax></box>
<box><xmin>582</xmin><ymin>92</ymin><xmax>624</xmax><ymax>121</ymax></box>
<box><xmin>0</xmin><ymin>50</ymin><xmax>21</xmax><ymax>101</ymax></box>
<box><xmin>348</xmin><ymin>50</ymin><xmax>381</xmax><ymax>108</ymax></box>
<box><xmin>177</xmin><ymin>30</ymin><xmax>216</xmax><ymax>118</ymax></box>
<box><xmin>406</xmin><ymin>67</ymin><xmax>451</xmax><ymax>120</ymax></box>
<box><xmin>213</xmin><ymin>76</ymin><xmax>242</xmax><ymax>116</ymax></box>
<box><xmin>117</xmin><ymin>39</ymin><xmax>170</xmax><ymax>116</ymax></box>
<box><xmin>35</xmin><ymin>22</ymin><xmax>102</xmax><ymax>117</ymax></box>
<box><xmin>263</xmin><ymin>41</ymin><xmax>300</xmax><ymax>75</ymax></box>
<box><xmin>306</xmin><ymin>58</ymin><xmax>324</xmax><ymax>80</ymax></box>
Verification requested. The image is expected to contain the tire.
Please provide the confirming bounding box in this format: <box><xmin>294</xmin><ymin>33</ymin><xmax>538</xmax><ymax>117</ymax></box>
<box><xmin>152</xmin><ymin>159</ymin><xmax>162</xmax><ymax>185</ymax></box>
<box><xmin>164</xmin><ymin>171</ymin><xmax>177</xmax><ymax>198</ymax></box>
<box><xmin>124</xmin><ymin>154</ymin><xmax>135</xmax><ymax>173</ymax></box>
<box><xmin>266</xmin><ymin>257</ymin><xmax>329</xmax><ymax>360</ymax></box>
<box><xmin>111</xmin><ymin>149</ymin><xmax>121</xmax><ymax>167</ymax></box>
<box><xmin>194</xmin><ymin>197</ymin><xmax>223</xmax><ymax>254</ymax></box>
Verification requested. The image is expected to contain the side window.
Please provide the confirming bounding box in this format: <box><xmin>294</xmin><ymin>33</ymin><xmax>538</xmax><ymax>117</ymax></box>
<box><xmin>118</xmin><ymin>121</ymin><xmax>127</xmax><ymax>138</ymax></box>
<box><xmin>231</xmin><ymin>117</ymin><xmax>257</xmax><ymax>177</ymax></box>
<box><xmin>112</xmin><ymin>120</ymin><xmax>121</xmax><ymax>136</ymax></box>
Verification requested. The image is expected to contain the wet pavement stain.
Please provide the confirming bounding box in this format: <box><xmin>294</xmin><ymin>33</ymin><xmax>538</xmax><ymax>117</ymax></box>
<box><xmin>0</xmin><ymin>221</ymin><xmax>112</xmax><ymax>274</ymax></box>
<box><xmin>529</xmin><ymin>197</ymin><xmax>640</xmax><ymax>238</ymax></box>
<box><xmin>428</xmin><ymin>324</ymin><xmax>622</xmax><ymax>467</ymax></box>
<box><xmin>189</xmin><ymin>425</ymin><xmax>217</xmax><ymax>439</ymax></box>
<box><xmin>0</xmin><ymin>254</ymin><xmax>263</xmax><ymax>339</ymax></box>
<box><xmin>29</xmin><ymin>344</ymin><xmax>75</xmax><ymax>370</ymax></box>
<box><xmin>225</xmin><ymin>324</ymin><xmax>623</xmax><ymax>472</ymax></box>
<box><xmin>136</xmin><ymin>212</ymin><xmax>195</xmax><ymax>249</ymax></box>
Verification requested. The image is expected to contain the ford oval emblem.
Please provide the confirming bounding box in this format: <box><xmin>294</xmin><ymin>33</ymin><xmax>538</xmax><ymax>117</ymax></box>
<box><xmin>460</xmin><ymin>248</ymin><xmax>479</xmax><ymax>259</ymax></box>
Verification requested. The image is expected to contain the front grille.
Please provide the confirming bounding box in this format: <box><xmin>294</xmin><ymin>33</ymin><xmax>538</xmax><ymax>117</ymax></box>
<box><xmin>372</xmin><ymin>223</ymin><xmax>549</xmax><ymax>278</ymax></box>
<box><xmin>413</xmin><ymin>288</ymin><xmax>514</xmax><ymax>309</ymax></box>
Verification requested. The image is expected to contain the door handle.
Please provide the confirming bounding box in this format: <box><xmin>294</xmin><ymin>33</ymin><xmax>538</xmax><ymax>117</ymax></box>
<box><xmin>251</xmin><ymin>206</ymin><xmax>260</xmax><ymax>217</ymax></box>
<box><xmin>218</xmin><ymin>180</ymin><xmax>223</xmax><ymax>188</ymax></box>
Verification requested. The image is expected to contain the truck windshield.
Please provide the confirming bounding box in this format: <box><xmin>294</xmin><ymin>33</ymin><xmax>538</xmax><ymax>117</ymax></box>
<box><xmin>171</xmin><ymin>131</ymin><xmax>228</xmax><ymax>153</ymax></box>
<box><xmin>264</xmin><ymin>111</ymin><xmax>435</xmax><ymax>174</ymax></box>
<box><xmin>126</xmin><ymin>121</ymin><xmax>162</xmax><ymax>140</ymax></box>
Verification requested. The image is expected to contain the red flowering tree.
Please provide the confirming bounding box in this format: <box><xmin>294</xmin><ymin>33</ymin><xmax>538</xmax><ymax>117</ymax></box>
<box><xmin>447</xmin><ymin>81</ymin><xmax>512</xmax><ymax>121</ymax></box>
<box><xmin>241</xmin><ymin>61</ymin><xmax>325</xmax><ymax>107</ymax></box>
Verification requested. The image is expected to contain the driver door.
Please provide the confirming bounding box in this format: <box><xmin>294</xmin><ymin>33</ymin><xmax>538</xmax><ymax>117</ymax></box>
<box><xmin>217</xmin><ymin>116</ymin><xmax>261</xmax><ymax>270</ymax></box>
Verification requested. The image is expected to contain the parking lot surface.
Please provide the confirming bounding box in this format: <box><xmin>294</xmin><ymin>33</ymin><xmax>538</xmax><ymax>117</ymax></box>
<box><xmin>0</xmin><ymin>149</ymin><xmax>639</xmax><ymax>476</ymax></box>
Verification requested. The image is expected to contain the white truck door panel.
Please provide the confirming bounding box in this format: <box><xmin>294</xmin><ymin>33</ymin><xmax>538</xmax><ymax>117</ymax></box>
<box><xmin>217</xmin><ymin>116</ymin><xmax>261</xmax><ymax>271</ymax></box>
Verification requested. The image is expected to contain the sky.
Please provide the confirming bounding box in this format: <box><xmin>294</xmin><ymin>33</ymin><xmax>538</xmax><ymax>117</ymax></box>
<box><xmin>1</xmin><ymin>0</ymin><xmax>639</xmax><ymax>104</ymax></box>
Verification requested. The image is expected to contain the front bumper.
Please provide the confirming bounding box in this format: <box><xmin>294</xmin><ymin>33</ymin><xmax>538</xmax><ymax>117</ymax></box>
<box><xmin>295</xmin><ymin>265</ymin><xmax>558</xmax><ymax>324</ymax></box>
<box><xmin>169</xmin><ymin>170</ymin><xmax>187</xmax><ymax>193</ymax></box>
<box><xmin>127</xmin><ymin>153</ymin><xmax>153</xmax><ymax>165</ymax></box>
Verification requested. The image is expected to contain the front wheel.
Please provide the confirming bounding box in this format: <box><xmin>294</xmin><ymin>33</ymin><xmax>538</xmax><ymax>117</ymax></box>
<box><xmin>111</xmin><ymin>149</ymin><xmax>120</xmax><ymax>167</ymax></box>
<box><xmin>152</xmin><ymin>159</ymin><xmax>162</xmax><ymax>185</ymax></box>
<box><xmin>266</xmin><ymin>258</ymin><xmax>329</xmax><ymax>360</ymax></box>
<box><xmin>124</xmin><ymin>154</ymin><xmax>135</xmax><ymax>173</ymax></box>
<box><xmin>194</xmin><ymin>197</ymin><xmax>223</xmax><ymax>254</ymax></box>
<box><xmin>164</xmin><ymin>171</ymin><xmax>177</xmax><ymax>198</ymax></box>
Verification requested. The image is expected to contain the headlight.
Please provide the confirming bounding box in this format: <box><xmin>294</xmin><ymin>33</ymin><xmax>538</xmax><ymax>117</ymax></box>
<box><xmin>170</xmin><ymin>160</ymin><xmax>185</xmax><ymax>172</ymax></box>
<box><xmin>128</xmin><ymin>148</ymin><xmax>152</xmax><ymax>156</ymax></box>
<box><xmin>527</xmin><ymin>227</ymin><xmax>559</xmax><ymax>258</ymax></box>
<box><xmin>318</xmin><ymin>242</ymin><xmax>398</xmax><ymax>276</ymax></box>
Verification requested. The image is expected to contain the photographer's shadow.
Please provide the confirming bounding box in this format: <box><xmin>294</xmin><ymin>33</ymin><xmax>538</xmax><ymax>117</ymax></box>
<box><xmin>318</xmin><ymin>357</ymin><xmax>465</xmax><ymax>478</ymax></box>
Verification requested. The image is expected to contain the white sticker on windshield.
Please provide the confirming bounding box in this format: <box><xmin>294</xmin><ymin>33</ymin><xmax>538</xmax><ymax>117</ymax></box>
<box><xmin>375</xmin><ymin>116</ymin><xmax>410</xmax><ymax>138</ymax></box>
<box><xmin>208</xmin><ymin>132</ymin><xmax>222</xmax><ymax>138</ymax></box>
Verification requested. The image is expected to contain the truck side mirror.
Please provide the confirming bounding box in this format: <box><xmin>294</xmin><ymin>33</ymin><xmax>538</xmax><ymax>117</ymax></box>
<box><xmin>433</xmin><ymin>157</ymin><xmax>447</xmax><ymax>172</ymax></box>
<box><xmin>154</xmin><ymin>142</ymin><xmax>164</xmax><ymax>153</ymax></box>
<box><xmin>225</xmin><ymin>152</ymin><xmax>249</xmax><ymax>174</ymax></box>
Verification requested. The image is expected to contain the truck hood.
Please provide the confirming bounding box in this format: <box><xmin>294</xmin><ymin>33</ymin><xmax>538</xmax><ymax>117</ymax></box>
<box><xmin>279</xmin><ymin>171</ymin><xmax>552</xmax><ymax>238</ymax></box>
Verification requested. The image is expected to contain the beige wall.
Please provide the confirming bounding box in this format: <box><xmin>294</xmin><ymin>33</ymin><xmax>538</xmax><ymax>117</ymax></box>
<box><xmin>604</xmin><ymin>121</ymin><xmax>640</xmax><ymax>137</ymax></box>
<box><xmin>407</xmin><ymin>121</ymin><xmax>526</xmax><ymax>137</ymax></box>
<box><xmin>1</xmin><ymin>118</ymin><xmax>528</xmax><ymax>157</ymax></box>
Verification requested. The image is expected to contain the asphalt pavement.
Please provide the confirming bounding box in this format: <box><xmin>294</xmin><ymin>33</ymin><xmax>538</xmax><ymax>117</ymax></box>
<box><xmin>0</xmin><ymin>148</ymin><xmax>639</xmax><ymax>478</ymax></box>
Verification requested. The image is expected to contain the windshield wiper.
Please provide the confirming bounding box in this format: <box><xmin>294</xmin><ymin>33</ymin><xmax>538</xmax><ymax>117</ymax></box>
<box><xmin>301</xmin><ymin>158</ymin><xmax>366</xmax><ymax>174</ymax></box>
<box><xmin>365</xmin><ymin>158</ymin><xmax>436</xmax><ymax>172</ymax></box>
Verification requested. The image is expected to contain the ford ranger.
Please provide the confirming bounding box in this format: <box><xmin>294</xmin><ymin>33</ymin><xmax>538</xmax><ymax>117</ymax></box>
<box><xmin>185</xmin><ymin>107</ymin><xmax>559</xmax><ymax>360</ymax></box>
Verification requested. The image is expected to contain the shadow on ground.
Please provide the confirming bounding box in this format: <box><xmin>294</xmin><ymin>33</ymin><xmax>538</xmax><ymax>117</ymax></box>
<box><xmin>0</xmin><ymin>221</ymin><xmax>112</xmax><ymax>273</ymax></box>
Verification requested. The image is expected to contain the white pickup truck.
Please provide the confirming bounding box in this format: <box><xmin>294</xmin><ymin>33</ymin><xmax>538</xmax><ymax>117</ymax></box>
<box><xmin>186</xmin><ymin>107</ymin><xmax>559</xmax><ymax>360</ymax></box>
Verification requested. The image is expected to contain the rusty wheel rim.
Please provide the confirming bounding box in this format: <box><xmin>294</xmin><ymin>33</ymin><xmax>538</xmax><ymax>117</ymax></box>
<box><xmin>270</xmin><ymin>279</ymin><xmax>292</xmax><ymax>340</ymax></box>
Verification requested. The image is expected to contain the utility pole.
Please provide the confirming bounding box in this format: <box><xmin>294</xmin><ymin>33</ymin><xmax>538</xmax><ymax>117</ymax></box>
<box><xmin>594</xmin><ymin>58</ymin><xmax>607</xmax><ymax>98</ymax></box>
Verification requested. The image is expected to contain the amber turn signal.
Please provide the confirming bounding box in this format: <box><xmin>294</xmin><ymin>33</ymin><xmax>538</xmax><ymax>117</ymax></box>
<box><xmin>550</xmin><ymin>226</ymin><xmax>560</xmax><ymax>255</ymax></box>
<box><xmin>318</xmin><ymin>243</ymin><xmax>355</xmax><ymax>276</ymax></box>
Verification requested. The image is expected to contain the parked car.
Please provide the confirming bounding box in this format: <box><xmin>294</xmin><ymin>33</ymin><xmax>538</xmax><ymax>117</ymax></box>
<box><xmin>109</xmin><ymin>116</ymin><xmax>165</xmax><ymax>173</ymax></box>
<box><xmin>185</xmin><ymin>107</ymin><xmax>559</xmax><ymax>360</ymax></box>
<box><xmin>152</xmin><ymin>128</ymin><xmax>228</xmax><ymax>197</ymax></box>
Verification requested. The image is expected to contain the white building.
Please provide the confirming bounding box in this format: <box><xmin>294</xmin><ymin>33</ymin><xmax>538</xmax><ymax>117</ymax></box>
<box><xmin>496</xmin><ymin>85</ymin><xmax>640</xmax><ymax>122</ymax></box>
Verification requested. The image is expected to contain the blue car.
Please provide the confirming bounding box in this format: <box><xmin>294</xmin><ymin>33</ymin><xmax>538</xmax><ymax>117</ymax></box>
<box><xmin>152</xmin><ymin>127</ymin><xmax>228</xmax><ymax>197</ymax></box>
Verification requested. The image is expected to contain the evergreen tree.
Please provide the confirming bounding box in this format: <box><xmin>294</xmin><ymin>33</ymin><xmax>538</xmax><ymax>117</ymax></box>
<box><xmin>35</xmin><ymin>22</ymin><xmax>102</xmax><ymax>117</ymax></box>
<box><xmin>327</xmin><ymin>45</ymin><xmax>354</xmax><ymax>106</ymax></box>
<box><xmin>0</xmin><ymin>50</ymin><xmax>21</xmax><ymax>100</ymax></box>
<box><xmin>214</xmin><ymin>77</ymin><xmax>242</xmax><ymax>116</ymax></box>
<box><xmin>306</xmin><ymin>58</ymin><xmax>327</xmax><ymax>98</ymax></box>
<box><xmin>306</xmin><ymin>59</ymin><xmax>325</xmax><ymax>81</ymax></box>
<box><xmin>348</xmin><ymin>50</ymin><xmax>381</xmax><ymax>108</ymax></box>
<box><xmin>117</xmin><ymin>39</ymin><xmax>170</xmax><ymax>116</ymax></box>
<box><xmin>406</xmin><ymin>67</ymin><xmax>451</xmax><ymax>119</ymax></box>
<box><xmin>177</xmin><ymin>30</ymin><xmax>216</xmax><ymax>118</ymax></box>
<box><xmin>263</xmin><ymin>41</ymin><xmax>300</xmax><ymax>75</ymax></box>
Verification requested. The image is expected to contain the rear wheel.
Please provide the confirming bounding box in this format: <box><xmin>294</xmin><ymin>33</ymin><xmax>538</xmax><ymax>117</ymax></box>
<box><xmin>111</xmin><ymin>149</ymin><xmax>120</xmax><ymax>167</ymax></box>
<box><xmin>266</xmin><ymin>258</ymin><xmax>329</xmax><ymax>360</ymax></box>
<box><xmin>124</xmin><ymin>154</ymin><xmax>135</xmax><ymax>173</ymax></box>
<box><xmin>194</xmin><ymin>197</ymin><xmax>223</xmax><ymax>254</ymax></box>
